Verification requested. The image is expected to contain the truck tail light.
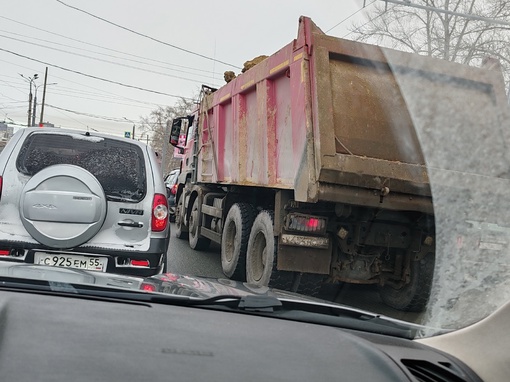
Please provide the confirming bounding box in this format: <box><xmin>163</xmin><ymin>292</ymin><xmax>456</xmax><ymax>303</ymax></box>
<box><xmin>152</xmin><ymin>193</ymin><xmax>169</xmax><ymax>232</ymax></box>
<box><xmin>286</xmin><ymin>213</ymin><xmax>327</xmax><ymax>234</ymax></box>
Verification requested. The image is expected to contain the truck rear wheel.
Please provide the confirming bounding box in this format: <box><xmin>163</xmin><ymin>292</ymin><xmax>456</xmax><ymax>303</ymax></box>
<box><xmin>221</xmin><ymin>203</ymin><xmax>256</xmax><ymax>280</ymax></box>
<box><xmin>175</xmin><ymin>195</ymin><xmax>188</xmax><ymax>240</ymax></box>
<box><xmin>246</xmin><ymin>211</ymin><xmax>293</xmax><ymax>289</ymax></box>
<box><xmin>246</xmin><ymin>210</ymin><xmax>275</xmax><ymax>286</ymax></box>
<box><xmin>189</xmin><ymin>196</ymin><xmax>211</xmax><ymax>250</ymax></box>
<box><xmin>378</xmin><ymin>252</ymin><xmax>435</xmax><ymax>312</ymax></box>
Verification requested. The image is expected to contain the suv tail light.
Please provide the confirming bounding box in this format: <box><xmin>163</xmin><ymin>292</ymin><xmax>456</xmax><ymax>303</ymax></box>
<box><xmin>152</xmin><ymin>193</ymin><xmax>169</xmax><ymax>232</ymax></box>
<box><xmin>131</xmin><ymin>259</ymin><xmax>150</xmax><ymax>267</ymax></box>
<box><xmin>140</xmin><ymin>281</ymin><xmax>157</xmax><ymax>292</ymax></box>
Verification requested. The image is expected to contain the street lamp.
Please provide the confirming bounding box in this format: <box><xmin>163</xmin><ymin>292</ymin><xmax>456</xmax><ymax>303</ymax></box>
<box><xmin>19</xmin><ymin>73</ymin><xmax>38</xmax><ymax>127</ymax></box>
<box><xmin>33</xmin><ymin>82</ymin><xmax>57</xmax><ymax>127</ymax></box>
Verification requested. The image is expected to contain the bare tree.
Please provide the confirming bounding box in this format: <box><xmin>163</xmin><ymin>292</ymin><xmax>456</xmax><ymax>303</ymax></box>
<box><xmin>139</xmin><ymin>96</ymin><xmax>198</xmax><ymax>174</ymax></box>
<box><xmin>349</xmin><ymin>0</ymin><xmax>510</xmax><ymax>93</ymax></box>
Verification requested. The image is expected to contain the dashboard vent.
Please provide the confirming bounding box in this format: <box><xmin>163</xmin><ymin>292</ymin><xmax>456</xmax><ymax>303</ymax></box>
<box><xmin>401</xmin><ymin>360</ymin><xmax>468</xmax><ymax>382</ymax></box>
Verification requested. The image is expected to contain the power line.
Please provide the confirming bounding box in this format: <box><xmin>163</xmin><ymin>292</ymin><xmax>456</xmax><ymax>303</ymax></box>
<box><xmin>0</xmin><ymin>77</ymin><xmax>26</xmax><ymax>95</ymax></box>
<box><xmin>0</xmin><ymin>47</ymin><xmax>193</xmax><ymax>99</ymax></box>
<box><xmin>343</xmin><ymin>3</ymin><xmax>394</xmax><ymax>38</ymax></box>
<box><xmin>0</xmin><ymin>16</ymin><xmax>220</xmax><ymax>75</ymax></box>
<box><xmin>0</xmin><ymin>33</ymin><xmax>221</xmax><ymax>86</ymax></box>
<box><xmin>1</xmin><ymin>77</ymin><xmax>179</xmax><ymax>111</ymax></box>
<box><xmin>0</xmin><ymin>66</ymin><xmax>169</xmax><ymax>110</ymax></box>
<box><xmin>48</xmin><ymin>90</ymin><xmax>157</xmax><ymax>110</ymax></box>
<box><xmin>55</xmin><ymin>0</ymin><xmax>242</xmax><ymax>69</ymax></box>
<box><xmin>380</xmin><ymin>0</ymin><xmax>510</xmax><ymax>27</ymax></box>
<box><xmin>326</xmin><ymin>0</ymin><xmax>377</xmax><ymax>33</ymax></box>
<box><xmin>45</xmin><ymin>103</ymin><xmax>138</xmax><ymax>123</ymax></box>
<box><xmin>0</xmin><ymin>28</ymin><xmax>222</xmax><ymax>78</ymax></box>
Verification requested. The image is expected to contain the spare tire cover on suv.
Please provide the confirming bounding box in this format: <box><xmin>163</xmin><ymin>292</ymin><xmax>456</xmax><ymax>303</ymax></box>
<box><xmin>20</xmin><ymin>164</ymin><xmax>107</xmax><ymax>249</ymax></box>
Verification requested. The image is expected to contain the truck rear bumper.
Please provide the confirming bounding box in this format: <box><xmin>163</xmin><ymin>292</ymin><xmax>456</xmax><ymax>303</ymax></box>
<box><xmin>317</xmin><ymin>183</ymin><xmax>434</xmax><ymax>214</ymax></box>
<box><xmin>280</xmin><ymin>234</ymin><xmax>329</xmax><ymax>249</ymax></box>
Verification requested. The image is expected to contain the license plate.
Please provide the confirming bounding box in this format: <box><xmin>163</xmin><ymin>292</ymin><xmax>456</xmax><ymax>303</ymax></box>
<box><xmin>34</xmin><ymin>253</ymin><xmax>108</xmax><ymax>272</ymax></box>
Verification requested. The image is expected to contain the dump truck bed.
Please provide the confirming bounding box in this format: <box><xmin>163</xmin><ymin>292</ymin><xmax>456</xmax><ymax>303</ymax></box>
<box><xmin>197</xmin><ymin>17</ymin><xmax>508</xmax><ymax>214</ymax></box>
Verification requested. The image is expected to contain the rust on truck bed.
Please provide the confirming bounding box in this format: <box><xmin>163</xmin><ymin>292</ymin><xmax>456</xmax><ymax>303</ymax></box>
<box><xmin>197</xmin><ymin>16</ymin><xmax>506</xmax><ymax>214</ymax></box>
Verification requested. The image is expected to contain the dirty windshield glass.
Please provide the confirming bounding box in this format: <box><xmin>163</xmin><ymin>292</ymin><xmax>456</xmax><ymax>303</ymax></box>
<box><xmin>16</xmin><ymin>133</ymin><xmax>146</xmax><ymax>202</ymax></box>
<box><xmin>1</xmin><ymin>0</ymin><xmax>510</xmax><ymax>342</ymax></box>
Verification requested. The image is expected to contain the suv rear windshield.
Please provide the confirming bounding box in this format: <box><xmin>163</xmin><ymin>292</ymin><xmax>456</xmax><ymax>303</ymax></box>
<box><xmin>16</xmin><ymin>132</ymin><xmax>147</xmax><ymax>202</ymax></box>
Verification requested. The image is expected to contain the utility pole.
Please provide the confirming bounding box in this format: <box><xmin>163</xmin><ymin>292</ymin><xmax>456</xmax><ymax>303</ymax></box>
<box><xmin>28</xmin><ymin>92</ymin><xmax>32</xmax><ymax>127</ymax></box>
<box><xmin>39</xmin><ymin>67</ymin><xmax>48</xmax><ymax>126</ymax></box>
<box><xmin>20</xmin><ymin>73</ymin><xmax>38</xmax><ymax>127</ymax></box>
<box><xmin>32</xmin><ymin>90</ymin><xmax>37</xmax><ymax>127</ymax></box>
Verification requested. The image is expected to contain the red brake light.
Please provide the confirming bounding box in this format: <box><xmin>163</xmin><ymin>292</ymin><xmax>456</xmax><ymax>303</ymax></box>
<box><xmin>286</xmin><ymin>214</ymin><xmax>327</xmax><ymax>234</ymax></box>
<box><xmin>152</xmin><ymin>193</ymin><xmax>169</xmax><ymax>232</ymax></box>
<box><xmin>140</xmin><ymin>282</ymin><xmax>156</xmax><ymax>292</ymax></box>
<box><xmin>0</xmin><ymin>250</ymin><xmax>9</xmax><ymax>256</ymax></box>
<box><xmin>131</xmin><ymin>259</ymin><xmax>150</xmax><ymax>267</ymax></box>
<box><xmin>307</xmin><ymin>218</ymin><xmax>319</xmax><ymax>229</ymax></box>
<box><xmin>171</xmin><ymin>184</ymin><xmax>178</xmax><ymax>195</ymax></box>
<box><xmin>0</xmin><ymin>176</ymin><xmax>3</xmax><ymax>199</ymax></box>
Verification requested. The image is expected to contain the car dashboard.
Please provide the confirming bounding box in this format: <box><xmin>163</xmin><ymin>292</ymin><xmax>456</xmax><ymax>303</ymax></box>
<box><xmin>0</xmin><ymin>289</ymin><xmax>481</xmax><ymax>382</ymax></box>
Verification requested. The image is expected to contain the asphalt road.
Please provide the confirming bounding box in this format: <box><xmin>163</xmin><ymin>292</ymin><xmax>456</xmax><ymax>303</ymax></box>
<box><xmin>166</xmin><ymin>224</ymin><xmax>223</xmax><ymax>279</ymax></box>
<box><xmin>165</xmin><ymin>223</ymin><xmax>423</xmax><ymax>324</ymax></box>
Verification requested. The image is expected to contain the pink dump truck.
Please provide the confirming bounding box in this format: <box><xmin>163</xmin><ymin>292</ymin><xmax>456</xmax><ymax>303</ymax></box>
<box><xmin>169</xmin><ymin>16</ymin><xmax>508</xmax><ymax>311</ymax></box>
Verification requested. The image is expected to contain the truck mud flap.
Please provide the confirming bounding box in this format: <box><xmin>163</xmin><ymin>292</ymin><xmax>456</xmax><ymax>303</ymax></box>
<box><xmin>276</xmin><ymin>241</ymin><xmax>331</xmax><ymax>275</ymax></box>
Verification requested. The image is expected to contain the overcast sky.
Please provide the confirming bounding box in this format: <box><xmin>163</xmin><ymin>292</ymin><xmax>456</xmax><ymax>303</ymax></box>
<box><xmin>0</xmin><ymin>0</ymin><xmax>371</xmax><ymax>138</ymax></box>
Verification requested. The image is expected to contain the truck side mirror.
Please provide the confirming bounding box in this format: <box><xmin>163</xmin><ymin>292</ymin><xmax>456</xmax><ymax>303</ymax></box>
<box><xmin>170</xmin><ymin>118</ymin><xmax>183</xmax><ymax>146</ymax></box>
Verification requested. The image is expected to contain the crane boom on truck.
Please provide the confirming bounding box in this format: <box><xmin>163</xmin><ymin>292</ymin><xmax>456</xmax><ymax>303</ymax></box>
<box><xmin>169</xmin><ymin>16</ymin><xmax>509</xmax><ymax>312</ymax></box>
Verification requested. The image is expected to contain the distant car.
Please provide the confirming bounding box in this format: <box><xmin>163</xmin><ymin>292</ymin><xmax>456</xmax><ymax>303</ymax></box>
<box><xmin>0</xmin><ymin>127</ymin><xmax>170</xmax><ymax>276</ymax></box>
<box><xmin>164</xmin><ymin>169</ymin><xmax>179</xmax><ymax>222</ymax></box>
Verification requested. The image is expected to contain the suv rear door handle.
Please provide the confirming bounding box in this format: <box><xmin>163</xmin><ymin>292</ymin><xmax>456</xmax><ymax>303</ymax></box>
<box><xmin>118</xmin><ymin>220</ymin><xmax>144</xmax><ymax>228</ymax></box>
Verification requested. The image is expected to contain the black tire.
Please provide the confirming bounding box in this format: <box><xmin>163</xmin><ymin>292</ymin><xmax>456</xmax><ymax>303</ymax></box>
<box><xmin>221</xmin><ymin>203</ymin><xmax>256</xmax><ymax>280</ymax></box>
<box><xmin>175</xmin><ymin>195</ymin><xmax>188</xmax><ymax>240</ymax></box>
<box><xmin>246</xmin><ymin>210</ymin><xmax>293</xmax><ymax>289</ymax></box>
<box><xmin>188</xmin><ymin>196</ymin><xmax>211</xmax><ymax>251</ymax></box>
<box><xmin>378</xmin><ymin>253</ymin><xmax>435</xmax><ymax>312</ymax></box>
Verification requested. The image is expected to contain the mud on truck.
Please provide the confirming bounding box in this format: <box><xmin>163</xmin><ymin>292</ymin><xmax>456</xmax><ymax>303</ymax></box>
<box><xmin>169</xmin><ymin>16</ymin><xmax>508</xmax><ymax>312</ymax></box>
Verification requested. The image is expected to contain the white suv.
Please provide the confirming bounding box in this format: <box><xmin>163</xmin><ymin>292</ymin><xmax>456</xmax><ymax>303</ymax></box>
<box><xmin>0</xmin><ymin>128</ymin><xmax>170</xmax><ymax>276</ymax></box>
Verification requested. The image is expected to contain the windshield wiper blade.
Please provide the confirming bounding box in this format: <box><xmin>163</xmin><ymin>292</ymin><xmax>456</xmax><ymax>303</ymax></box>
<box><xmin>159</xmin><ymin>294</ymin><xmax>283</xmax><ymax>312</ymax></box>
<box><xmin>0</xmin><ymin>278</ymin><xmax>441</xmax><ymax>338</ymax></box>
<box><xmin>155</xmin><ymin>294</ymin><xmax>435</xmax><ymax>339</ymax></box>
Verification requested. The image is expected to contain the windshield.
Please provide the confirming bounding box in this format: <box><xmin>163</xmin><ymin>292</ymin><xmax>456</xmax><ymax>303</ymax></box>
<box><xmin>15</xmin><ymin>132</ymin><xmax>147</xmax><ymax>201</ymax></box>
<box><xmin>0</xmin><ymin>0</ymin><xmax>509</xmax><ymax>343</ymax></box>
